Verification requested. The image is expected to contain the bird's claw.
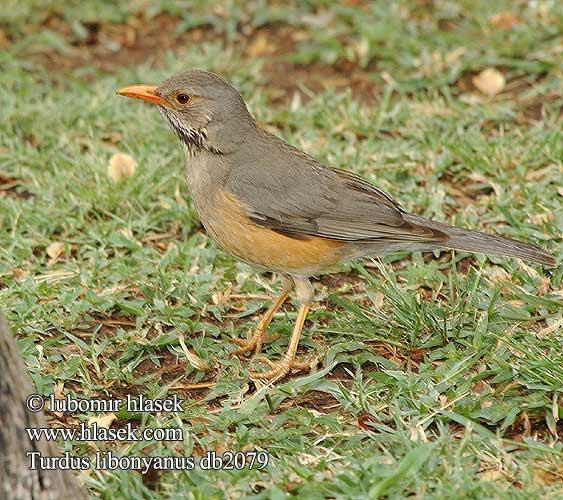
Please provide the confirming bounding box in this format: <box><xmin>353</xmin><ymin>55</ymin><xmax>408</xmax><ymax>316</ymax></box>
<box><xmin>231</xmin><ymin>329</ymin><xmax>280</xmax><ymax>356</ymax></box>
<box><xmin>249</xmin><ymin>355</ymin><xmax>310</xmax><ymax>381</ymax></box>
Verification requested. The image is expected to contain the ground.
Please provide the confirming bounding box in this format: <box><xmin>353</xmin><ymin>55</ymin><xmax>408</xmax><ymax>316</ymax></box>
<box><xmin>1</xmin><ymin>0</ymin><xmax>563</xmax><ymax>498</ymax></box>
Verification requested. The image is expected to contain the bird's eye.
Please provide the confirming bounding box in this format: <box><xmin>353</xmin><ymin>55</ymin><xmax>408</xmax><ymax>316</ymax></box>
<box><xmin>175</xmin><ymin>93</ymin><xmax>191</xmax><ymax>105</ymax></box>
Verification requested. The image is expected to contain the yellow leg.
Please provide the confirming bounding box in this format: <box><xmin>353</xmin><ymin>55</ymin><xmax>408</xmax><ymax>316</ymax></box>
<box><xmin>231</xmin><ymin>278</ymin><xmax>293</xmax><ymax>356</ymax></box>
<box><xmin>250</xmin><ymin>304</ymin><xmax>311</xmax><ymax>381</ymax></box>
<box><xmin>250</xmin><ymin>277</ymin><xmax>314</xmax><ymax>381</ymax></box>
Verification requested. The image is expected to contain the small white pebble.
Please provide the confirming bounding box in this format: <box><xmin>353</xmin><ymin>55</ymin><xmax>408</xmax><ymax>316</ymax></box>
<box><xmin>472</xmin><ymin>68</ymin><xmax>505</xmax><ymax>96</ymax></box>
<box><xmin>108</xmin><ymin>152</ymin><xmax>137</xmax><ymax>182</ymax></box>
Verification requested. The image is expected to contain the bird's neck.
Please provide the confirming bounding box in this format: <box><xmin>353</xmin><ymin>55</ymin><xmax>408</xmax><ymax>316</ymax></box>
<box><xmin>159</xmin><ymin>107</ymin><xmax>221</xmax><ymax>155</ymax></box>
<box><xmin>180</xmin><ymin>129</ymin><xmax>222</xmax><ymax>157</ymax></box>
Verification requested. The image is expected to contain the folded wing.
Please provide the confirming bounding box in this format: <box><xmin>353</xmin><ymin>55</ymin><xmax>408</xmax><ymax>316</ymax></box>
<box><xmin>225</xmin><ymin>138</ymin><xmax>447</xmax><ymax>243</ymax></box>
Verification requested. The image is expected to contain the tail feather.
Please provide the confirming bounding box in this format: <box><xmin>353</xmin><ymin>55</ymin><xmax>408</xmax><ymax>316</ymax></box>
<box><xmin>404</xmin><ymin>214</ymin><xmax>556</xmax><ymax>267</ymax></box>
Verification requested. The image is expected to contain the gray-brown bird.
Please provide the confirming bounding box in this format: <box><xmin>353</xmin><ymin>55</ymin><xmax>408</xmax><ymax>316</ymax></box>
<box><xmin>118</xmin><ymin>70</ymin><xmax>555</xmax><ymax>381</ymax></box>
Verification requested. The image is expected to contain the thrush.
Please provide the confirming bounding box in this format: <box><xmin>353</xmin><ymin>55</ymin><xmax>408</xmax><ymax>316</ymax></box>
<box><xmin>118</xmin><ymin>70</ymin><xmax>555</xmax><ymax>381</ymax></box>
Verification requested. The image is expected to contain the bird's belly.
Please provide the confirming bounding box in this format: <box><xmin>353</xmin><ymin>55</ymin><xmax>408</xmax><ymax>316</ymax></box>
<box><xmin>200</xmin><ymin>190</ymin><xmax>346</xmax><ymax>276</ymax></box>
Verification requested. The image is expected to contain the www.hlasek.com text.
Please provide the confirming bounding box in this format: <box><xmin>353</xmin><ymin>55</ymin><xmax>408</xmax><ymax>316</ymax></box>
<box><xmin>26</xmin><ymin>422</ymin><xmax>183</xmax><ymax>442</ymax></box>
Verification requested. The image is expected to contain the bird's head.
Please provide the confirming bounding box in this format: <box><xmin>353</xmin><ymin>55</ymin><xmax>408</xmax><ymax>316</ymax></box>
<box><xmin>118</xmin><ymin>69</ymin><xmax>254</xmax><ymax>153</ymax></box>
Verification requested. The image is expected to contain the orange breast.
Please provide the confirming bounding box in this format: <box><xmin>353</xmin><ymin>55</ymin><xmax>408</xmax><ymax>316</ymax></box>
<box><xmin>202</xmin><ymin>191</ymin><xmax>346</xmax><ymax>275</ymax></box>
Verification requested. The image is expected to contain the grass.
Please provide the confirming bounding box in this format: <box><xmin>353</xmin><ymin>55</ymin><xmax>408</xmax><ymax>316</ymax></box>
<box><xmin>1</xmin><ymin>0</ymin><xmax>563</xmax><ymax>498</ymax></box>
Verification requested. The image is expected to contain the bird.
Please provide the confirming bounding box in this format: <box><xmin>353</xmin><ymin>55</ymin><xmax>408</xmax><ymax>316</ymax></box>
<box><xmin>118</xmin><ymin>69</ymin><xmax>556</xmax><ymax>381</ymax></box>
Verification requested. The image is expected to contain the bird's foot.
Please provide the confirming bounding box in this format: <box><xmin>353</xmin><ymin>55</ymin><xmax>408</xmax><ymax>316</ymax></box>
<box><xmin>231</xmin><ymin>328</ymin><xmax>280</xmax><ymax>357</ymax></box>
<box><xmin>249</xmin><ymin>355</ymin><xmax>310</xmax><ymax>381</ymax></box>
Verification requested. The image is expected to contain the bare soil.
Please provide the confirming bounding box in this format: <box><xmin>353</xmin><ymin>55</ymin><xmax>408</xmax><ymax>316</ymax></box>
<box><xmin>14</xmin><ymin>13</ymin><xmax>379</xmax><ymax>103</ymax></box>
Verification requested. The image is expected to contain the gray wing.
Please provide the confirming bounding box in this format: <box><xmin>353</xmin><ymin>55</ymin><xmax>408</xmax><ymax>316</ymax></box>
<box><xmin>225</xmin><ymin>135</ymin><xmax>446</xmax><ymax>242</ymax></box>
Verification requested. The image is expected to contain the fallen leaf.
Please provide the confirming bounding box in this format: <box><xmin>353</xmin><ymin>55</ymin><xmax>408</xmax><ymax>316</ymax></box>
<box><xmin>533</xmin><ymin>467</ymin><xmax>561</xmax><ymax>485</ymax></box>
<box><xmin>371</xmin><ymin>290</ymin><xmax>384</xmax><ymax>309</ymax></box>
<box><xmin>119</xmin><ymin>227</ymin><xmax>135</xmax><ymax>240</ymax></box>
<box><xmin>459</xmin><ymin>93</ymin><xmax>484</xmax><ymax>105</ymax></box>
<box><xmin>529</xmin><ymin>212</ymin><xmax>553</xmax><ymax>225</ymax></box>
<box><xmin>54</xmin><ymin>381</ymin><xmax>65</xmax><ymax>400</ymax></box>
<box><xmin>214</xmin><ymin>441</ymin><xmax>228</xmax><ymax>455</ymax></box>
<box><xmin>538</xmin><ymin>276</ymin><xmax>550</xmax><ymax>296</ymax></box>
<box><xmin>519</xmin><ymin>262</ymin><xmax>540</xmax><ymax>279</ymax></box>
<box><xmin>0</xmin><ymin>29</ymin><xmax>7</xmax><ymax>48</ymax></box>
<box><xmin>486</xmin><ymin>266</ymin><xmax>510</xmax><ymax>284</ymax></box>
<box><xmin>108</xmin><ymin>152</ymin><xmax>136</xmax><ymax>182</ymax></box>
<box><xmin>46</xmin><ymin>241</ymin><xmax>64</xmax><ymax>262</ymax></box>
<box><xmin>489</xmin><ymin>11</ymin><xmax>520</xmax><ymax>29</ymax></box>
<box><xmin>178</xmin><ymin>329</ymin><xmax>209</xmax><ymax>371</ymax></box>
<box><xmin>88</xmin><ymin>413</ymin><xmax>117</xmax><ymax>429</ymax></box>
<box><xmin>12</xmin><ymin>268</ymin><xmax>28</xmax><ymax>280</ymax></box>
<box><xmin>446</xmin><ymin>47</ymin><xmax>467</xmax><ymax>64</ymax></box>
<box><xmin>525</xmin><ymin>165</ymin><xmax>554</xmax><ymax>181</ymax></box>
<box><xmin>0</xmin><ymin>177</ymin><xmax>18</xmax><ymax>191</ymax></box>
<box><xmin>358</xmin><ymin>413</ymin><xmax>378</xmax><ymax>430</ymax></box>
<box><xmin>101</xmin><ymin>131</ymin><xmax>123</xmax><ymax>144</ymax></box>
<box><xmin>473</xmin><ymin>68</ymin><xmax>505</xmax><ymax>96</ymax></box>
<box><xmin>538</xmin><ymin>317</ymin><xmax>563</xmax><ymax>338</ymax></box>
<box><xmin>245</xmin><ymin>32</ymin><xmax>272</xmax><ymax>57</ymax></box>
<box><xmin>409</xmin><ymin>424</ymin><xmax>428</xmax><ymax>442</ymax></box>
<box><xmin>34</xmin><ymin>269</ymin><xmax>78</xmax><ymax>283</ymax></box>
<box><xmin>480</xmin><ymin>469</ymin><xmax>503</xmax><ymax>481</ymax></box>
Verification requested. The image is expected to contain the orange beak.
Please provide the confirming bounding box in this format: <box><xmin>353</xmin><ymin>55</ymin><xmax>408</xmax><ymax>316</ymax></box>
<box><xmin>117</xmin><ymin>85</ymin><xmax>171</xmax><ymax>107</ymax></box>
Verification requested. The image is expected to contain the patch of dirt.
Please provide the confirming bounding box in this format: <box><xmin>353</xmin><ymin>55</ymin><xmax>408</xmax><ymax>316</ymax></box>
<box><xmin>364</xmin><ymin>342</ymin><xmax>426</xmax><ymax>371</ymax></box>
<box><xmin>15</xmin><ymin>13</ymin><xmax>378</xmax><ymax>103</ymax></box>
<box><xmin>455</xmin><ymin>255</ymin><xmax>478</xmax><ymax>274</ymax></box>
<box><xmin>72</xmin><ymin>311</ymin><xmax>137</xmax><ymax>339</ymax></box>
<box><xmin>316</xmin><ymin>271</ymin><xmax>367</xmax><ymax>291</ymax></box>
<box><xmin>439</xmin><ymin>171</ymin><xmax>494</xmax><ymax>208</ymax></box>
<box><xmin>204</xmin><ymin>309</ymin><xmax>261</xmax><ymax>332</ymax></box>
<box><xmin>289</xmin><ymin>389</ymin><xmax>342</xmax><ymax>412</ymax></box>
<box><xmin>315</xmin><ymin>271</ymin><xmax>375</xmax><ymax>317</ymax></box>
<box><xmin>504</xmin><ymin>411</ymin><xmax>563</xmax><ymax>443</ymax></box>
<box><xmin>514</xmin><ymin>90</ymin><xmax>563</xmax><ymax>123</ymax></box>
<box><xmin>31</xmin><ymin>13</ymin><xmax>216</xmax><ymax>74</ymax></box>
<box><xmin>264</xmin><ymin>59</ymin><xmax>378</xmax><ymax>104</ymax></box>
<box><xmin>328</xmin><ymin>363</ymin><xmax>355</xmax><ymax>381</ymax></box>
<box><xmin>437</xmin><ymin>408</ymin><xmax>563</xmax><ymax>448</ymax></box>
<box><xmin>243</xmin><ymin>22</ymin><xmax>378</xmax><ymax>102</ymax></box>
<box><xmin>0</xmin><ymin>173</ymin><xmax>33</xmax><ymax>199</ymax></box>
<box><xmin>132</xmin><ymin>348</ymin><xmax>185</xmax><ymax>381</ymax></box>
<box><xmin>140</xmin><ymin>221</ymin><xmax>184</xmax><ymax>253</ymax></box>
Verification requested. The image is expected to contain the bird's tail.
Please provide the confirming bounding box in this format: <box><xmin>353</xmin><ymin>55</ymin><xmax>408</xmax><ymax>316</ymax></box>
<box><xmin>404</xmin><ymin>214</ymin><xmax>556</xmax><ymax>267</ymax></box>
